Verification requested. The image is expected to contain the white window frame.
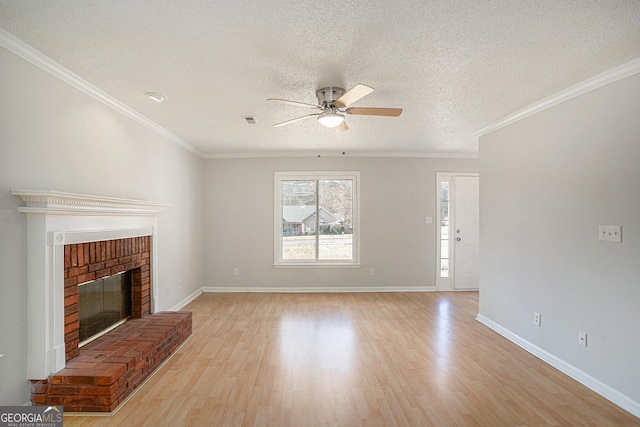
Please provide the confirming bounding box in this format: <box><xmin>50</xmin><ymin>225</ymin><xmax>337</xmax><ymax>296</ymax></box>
<box><xmin>436</xmin><ymin>172</ymin><xmax>453</xmax><ymax>290</ymax></box>
<box><xmin>274</xmin><ymin>171</ymin><xmax>361</xmax><ymax>268</ymax></box>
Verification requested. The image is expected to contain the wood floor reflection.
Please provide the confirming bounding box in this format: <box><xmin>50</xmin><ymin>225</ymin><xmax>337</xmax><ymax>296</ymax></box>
<box><xmin>64</xmin><ymin>292</ymin><xmax>639</xmax><ymax>426</ymax></box>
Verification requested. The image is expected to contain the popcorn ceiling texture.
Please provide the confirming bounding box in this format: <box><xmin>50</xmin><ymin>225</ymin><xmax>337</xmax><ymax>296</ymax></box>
<box><xmin>0</xmin><ymin>0</ymin><xmax>639</xmax><ymax>155</ymax></box>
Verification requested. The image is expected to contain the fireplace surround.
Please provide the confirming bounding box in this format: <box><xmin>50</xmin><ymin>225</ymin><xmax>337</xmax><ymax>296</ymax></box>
<box><xmin>12</xmin><ymin>190</ymin><xmax>167</xmax><ymax>379</ymax></box>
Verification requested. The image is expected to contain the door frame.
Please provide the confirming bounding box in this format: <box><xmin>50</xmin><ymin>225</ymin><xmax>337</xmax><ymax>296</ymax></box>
<box><xmin>435</xmin><ymin>172</ymin><xmax>479</xmax><ymax>291</ymax></box>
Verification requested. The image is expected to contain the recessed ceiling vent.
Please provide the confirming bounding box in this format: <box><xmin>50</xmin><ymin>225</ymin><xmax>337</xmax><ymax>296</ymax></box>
<box><xmin>243</xmin><ymin>116</ymin><xmax>257</xmax><ymax>124</ymax></box>
<box><xmin>145</xmin><ymin>92</ymin><xmax>166</xmax><ymax>103</ymax></box>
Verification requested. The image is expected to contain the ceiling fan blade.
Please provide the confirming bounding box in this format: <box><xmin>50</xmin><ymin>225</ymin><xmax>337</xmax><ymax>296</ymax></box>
<box><xmin>335</xmin><ymin>84</ymin><xmax>374</xmax><ymax>107</ymax></box>
<box><xmin>267</xmin><ymin>98</ymin><xmax>320</xmax><ymax>109</ymax></box>
<box><xmin>334</xmin><ymin>121</ymin><xmax>349</xmax><ymax>133</ymax></box>
<box><xmin>273</xmin><ymin>114</ymin><xmax>319</xmax><ymax>127</ymax></box>
<box><xmin>347</xmin><ymin>107</ymin><xmax>403</xmax><ymax>117</ymax></box>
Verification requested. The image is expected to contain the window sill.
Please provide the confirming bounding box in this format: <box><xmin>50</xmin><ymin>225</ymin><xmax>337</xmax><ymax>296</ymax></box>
<box><xmin>273</xmin><ymin>262</ymin><xmax>361</xmax><ymax>269</ymax></box>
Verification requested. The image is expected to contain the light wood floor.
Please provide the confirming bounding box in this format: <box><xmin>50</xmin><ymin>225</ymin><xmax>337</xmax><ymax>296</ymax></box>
<box><xmin>64</xmin><ymin>292</ymin><xmax>639</xmax><ymax>426</ymax></box>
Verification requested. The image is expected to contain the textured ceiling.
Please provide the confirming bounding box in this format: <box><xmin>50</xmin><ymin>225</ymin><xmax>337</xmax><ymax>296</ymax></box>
<box><xmin>1</xmin><ymin>1</ymin><xmax>639</xmax><ymax>156</ymax></box>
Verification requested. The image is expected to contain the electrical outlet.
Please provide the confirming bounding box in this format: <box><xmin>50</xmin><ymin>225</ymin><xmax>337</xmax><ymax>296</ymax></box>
<box><xmin>533</xmin><ymin>312</ymin><xmax>541</xmax><ymax>327</ymax></box>
<box><xmin>165</xmin><ymin>285</ymin><xmax>170</xmax><ymax>296</ymax></box>
<box><xmin>369</xmin><ymin>268</ymin><xmax>374</xmax><ymax>276</ymax></box>
<box><xmin>233</xmin><ymin>268</ymin><xmax>239</xmax><ymax>276</ymax></box>
<box><xmin>425</xmin><ymin>216</ymin><xmax>433</xmax><ymax>224</ymax></box>
<box><xmin>599</xmin><ymin>225</ymin><xmax>622</xmax><ymax>243</ymax></box>
<box><xmin>578</xmin><ymin>331</ymin><xmax>587</xmax><ymax>347</ymax></box>
<box><xmin>178</xmin><ymin>281</ymin><xmax>182</xmax><ymax>288</ymax></box>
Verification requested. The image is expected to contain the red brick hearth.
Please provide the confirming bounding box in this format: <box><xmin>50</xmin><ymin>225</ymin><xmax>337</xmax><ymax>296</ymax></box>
<box><xmin>31</xmin><ymin>312</ymin><xmax>192</xmax><ymax>412</ymax></box>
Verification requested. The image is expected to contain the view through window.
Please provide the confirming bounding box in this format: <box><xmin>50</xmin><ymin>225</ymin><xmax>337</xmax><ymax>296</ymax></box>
<box><xmin>275</xmin><ymin>172</ymin><xmax>359</xmax><ymax>265</ymax></box>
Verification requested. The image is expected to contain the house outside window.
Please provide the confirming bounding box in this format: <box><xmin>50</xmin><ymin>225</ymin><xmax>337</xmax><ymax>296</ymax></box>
<box><xmin>274</xmin><ymin>171</ymin><xmax>360</xmax><ymax>267</ymax></box>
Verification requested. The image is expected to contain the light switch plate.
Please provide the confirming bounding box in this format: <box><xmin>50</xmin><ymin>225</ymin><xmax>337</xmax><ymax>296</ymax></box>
<box><xmin>425</xmin><ymin>216</ymin><xmax>433</xmax><ymax>224</ymax></box>
<box><xmin>599</xmin><ymin>225</ymin><xmax>622</xmax><ymax>243</ymax></box>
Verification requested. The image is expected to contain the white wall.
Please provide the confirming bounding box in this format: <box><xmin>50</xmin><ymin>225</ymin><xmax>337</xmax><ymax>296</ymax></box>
<box><xmin>203</xmin><ymin>156</ymin><xmax>478</xmax><ymax>290</ymax></box>
<box><xmin>0</xmin><ymin>46</ymin><xmax>204</xmax><ymax>404</ymax></box>
<box><xmin>479</xmin><ymin>72</ymin><xmax>640</xmax><ymax>411</ymax></box>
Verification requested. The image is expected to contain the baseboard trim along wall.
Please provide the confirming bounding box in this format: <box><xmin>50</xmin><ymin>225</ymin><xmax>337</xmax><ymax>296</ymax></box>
<box><xmin>169</xmin><ymin>289</ymin><xmax>203</xmax><ymax>311</ymax></box>
<box><xmin>201</xmin><ymin>286</ymin><xmax>437</xmax><ymax>293</ymax></box>
<box><xmin>476</xmin><ymin>314</ymin><xmax>640</xmax><ymax>418</ymax></box>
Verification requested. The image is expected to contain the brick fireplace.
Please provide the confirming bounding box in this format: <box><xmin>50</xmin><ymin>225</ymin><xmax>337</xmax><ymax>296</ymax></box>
<box><xmin>13</xmin><ymin>190</ymin><xmax>192</xmax><ymax>412</ymax></box>
<box><xmin>64</xmin><ymin>236</ymin><xmax>151</xmax><ymax>361</ymax></box>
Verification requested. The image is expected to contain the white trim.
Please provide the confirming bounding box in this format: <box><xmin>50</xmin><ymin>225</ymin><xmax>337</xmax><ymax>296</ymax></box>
<box><xmin>12</xmin><ymin>190</ymin><xmax>169</xmax><ymax>216</ymax></box>
<box><xmin>0</xmin><ymin>28</ymin><xmax>203</xmax><ymax>157</ymax></box>
<box><xmin>56</xmin><ymin>228</ymin><xmax>155</xmax><ymax>246</ymax></box>
<box><xmin>273</xmin><ymin>263</ymin><xmax>361</xmax><ymax>268</ymax></box>
<box><xmin>274</xmin><ymin>171</ymin><xmax>361</xmax><ymax>267</ymax></box>
<box><xmin>168</xmin><ymin>289</ymin><xmax>203</xmax><ymax>311</ymax></box>
<box><xmin>202</xmin><ymin>286</ymin><xmax>436</xmax><ymax>293</ymax></box>
<box><xmin>474</xmin><ymin>57</ymin><xmax>640</xmax><ymax>137</ymax></box>
<box><xmin>476</xmin><ymin>314</ymin><xmax>640</xmax><ymax>418</ymax></box>
<box><xmin>206</xmin><ymin>151</ymin><xmax>479</xmax><ymax>159</ymax></box>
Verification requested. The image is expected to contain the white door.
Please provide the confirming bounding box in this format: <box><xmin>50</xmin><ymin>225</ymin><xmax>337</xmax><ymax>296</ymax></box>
<box><xmin>453</xmin><ymin>176</ymin><xmax>479</xmax><ymax>289</ymax></box>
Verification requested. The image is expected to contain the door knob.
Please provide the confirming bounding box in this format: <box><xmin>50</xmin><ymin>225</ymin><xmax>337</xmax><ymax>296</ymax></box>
<box><xmin>456</xmin><ymin>237</ymin><xmax>461</xmax><ymax>241</ymax></box>
<box><xmin>456</xmin><ymin>229</ymin><xmax>461</xmax><ymax>233</ymax></box>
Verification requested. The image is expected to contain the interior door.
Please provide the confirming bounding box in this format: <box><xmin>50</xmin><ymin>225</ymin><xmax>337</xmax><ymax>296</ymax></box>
<box><xmin>453</xmin><ymin>176</ymin><xmax>479</xmax><ymax>289</ymax></box>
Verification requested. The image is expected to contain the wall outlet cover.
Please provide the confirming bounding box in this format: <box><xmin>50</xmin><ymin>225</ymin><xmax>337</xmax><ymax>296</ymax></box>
<box><xmin>599</xmin><ymin>225</ymin><xmax>622</xmax><ymax>243</ymax></box>
<box><xmin>533</xmin><ymin>312</ymin><xmax>541</xmax><ymax>327</ymax></box>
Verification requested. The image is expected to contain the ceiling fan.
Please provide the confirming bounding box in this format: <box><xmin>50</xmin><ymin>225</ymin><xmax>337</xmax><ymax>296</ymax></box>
<box><xmin>267</xmin><ymin>84</ymin><xmax>402</xmax><ymax>132</ymax></box>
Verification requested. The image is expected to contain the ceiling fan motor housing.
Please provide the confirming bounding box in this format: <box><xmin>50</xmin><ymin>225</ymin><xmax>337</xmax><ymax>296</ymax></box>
<box><xmin>316</xmin><ymin>87</ymin><xmax>345</xmax><ymax>107</ymax></box>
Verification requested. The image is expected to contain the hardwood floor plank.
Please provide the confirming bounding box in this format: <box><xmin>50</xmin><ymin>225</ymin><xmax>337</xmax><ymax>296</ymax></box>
<box><xmin>63</xmin><ymin>292</ymin><xmax>639</xmax><ymax>426</ymax></box>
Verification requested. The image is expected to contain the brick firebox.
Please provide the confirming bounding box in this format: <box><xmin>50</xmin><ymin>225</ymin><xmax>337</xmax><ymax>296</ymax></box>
<box><xmin>63</xmin><ymin>236</ymin><xmax>152</xmax><ymax>361</ymax></box>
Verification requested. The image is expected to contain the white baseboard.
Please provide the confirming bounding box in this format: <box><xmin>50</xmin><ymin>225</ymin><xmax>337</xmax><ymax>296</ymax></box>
<box><xmin>476</xmin><ymin>314</ymin><xmax>640</xmax><ymax>418</ymax></box>
<box><xmin>201</xmin><ymin>286</ymin><xmax>436</xmax><ymax>293</ymax></box>
<box><xmin>168</xmin><ymin>289</ymin><xmax>203</xmax><ymax>311</ymax></box>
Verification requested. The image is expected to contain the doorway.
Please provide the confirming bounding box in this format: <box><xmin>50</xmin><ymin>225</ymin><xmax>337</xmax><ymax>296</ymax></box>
<box><xmin>436</xmin><ymin>173</ymin><xmax>479</xmax><ymax>290</ymax></box>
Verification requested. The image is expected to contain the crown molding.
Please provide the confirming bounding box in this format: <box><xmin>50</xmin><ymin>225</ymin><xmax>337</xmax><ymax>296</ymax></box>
<box><xmin>474</xmin><ymin>57</ymin><xmax>640</xmax><ymax>138</ymax></box>
<box><xmin>204</xmin><ymin>150</ymin><xmax>478</xmax><ymax>159</ymax></box>
<box><xmin>12</xmin><ymin>189</ymin><xmax>169</xmax><ymax>216</ymax></box>
<box><xmin>0</xmin><ymin>28</ymin><xmax>204</xmax><ymax>158</ymax></box>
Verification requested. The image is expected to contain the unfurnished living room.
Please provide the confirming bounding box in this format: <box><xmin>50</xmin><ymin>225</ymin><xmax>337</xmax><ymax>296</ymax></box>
<box><xmin>1</xmin><ymin>1</ymin><xmax>639</xmax><ymax>426</ymax></box>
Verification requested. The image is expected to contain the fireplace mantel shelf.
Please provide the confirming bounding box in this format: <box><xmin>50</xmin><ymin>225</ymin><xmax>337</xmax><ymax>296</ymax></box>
<box><xmin>12</xmin><ymin>190</ymin><xmax>169</xmax><ymax>216</ymax></box>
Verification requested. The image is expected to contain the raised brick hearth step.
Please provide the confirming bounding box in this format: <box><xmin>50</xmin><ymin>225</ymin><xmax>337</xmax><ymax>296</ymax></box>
<box><xmin>31</xmin><ymin>311</ymin><xmax>192</xmax><ymax>412</ymax></box>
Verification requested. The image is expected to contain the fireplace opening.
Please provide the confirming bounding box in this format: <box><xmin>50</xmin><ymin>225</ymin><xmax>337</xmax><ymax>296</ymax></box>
<box><xmin>78</xmin><ymin>271</ymin><xmax>132</xmax><ymax>347</ymax></box>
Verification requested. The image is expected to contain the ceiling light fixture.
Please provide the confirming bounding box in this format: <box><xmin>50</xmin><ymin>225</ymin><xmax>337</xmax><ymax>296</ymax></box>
<box><xmin>317</xmin><ymin>110</ymin><xmax>345</xmax><ymax>128</ymax></box>
<box><xmin>145</xmin><ymin>92</ymin><xmax>166</xmax><ymax>103</ymax></box>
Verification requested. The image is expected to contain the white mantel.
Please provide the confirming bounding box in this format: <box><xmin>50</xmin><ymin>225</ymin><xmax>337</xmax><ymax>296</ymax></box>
<box><xmin>12</xmin><ymin>190</ymin><xmax>168</xmax><ymax>379</ymax></box>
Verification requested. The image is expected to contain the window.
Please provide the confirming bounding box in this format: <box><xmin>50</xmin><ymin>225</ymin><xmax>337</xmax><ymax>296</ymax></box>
<box><xmin>275</xmin><ymin>171</ymin><xmax>360</xmax><ymax>266</ymax></box>
<box><xmin>439</xmin><ymin>181</ymin><xmax>450</xmax><ymax>277</ymax></box>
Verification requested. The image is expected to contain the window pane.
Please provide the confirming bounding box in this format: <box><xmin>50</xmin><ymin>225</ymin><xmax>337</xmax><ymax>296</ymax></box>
<box><xmin>440</xmin><ymin>239</ymin><xmax>449</xmax><ymax>259</ymax></box>
<box><xmin>440</xmin><ymin>182</ymin><xmax>449</xmax><ymax>202</ymax></box>
<box><xmin>440</xmin><ymin>202</ymin><xmax>449</xmax><ymax>221</ymax></box>
<box><xmin>318</xmin><ymin>179</ymin><xmax>353</xmax><ymax>260</ymax></box>
<box><xmin>281</xmin><ymin>180</ymin><xmax>316</xmax><ymax>260</ymax></box>
<box><xmin>441</xmin><ymin>221</ymin><xmax>449</xmax><ymax>239</ymax></box>
<box><xmin>440</xmin><ymin>259</ymin><xmax>449</xmax><ymax>277</ymax></box>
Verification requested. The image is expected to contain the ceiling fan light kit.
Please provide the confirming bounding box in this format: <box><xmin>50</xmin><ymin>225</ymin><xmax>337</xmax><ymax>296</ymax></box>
<box><xmin>268</xmin><ymin>83</ymin><xmax>402</xmax><ymax>132</ymax></box>
<box><xmin>317</xmin><ymin>110</ymin><xmax>345</xmax><ymax>128</ymax></box>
